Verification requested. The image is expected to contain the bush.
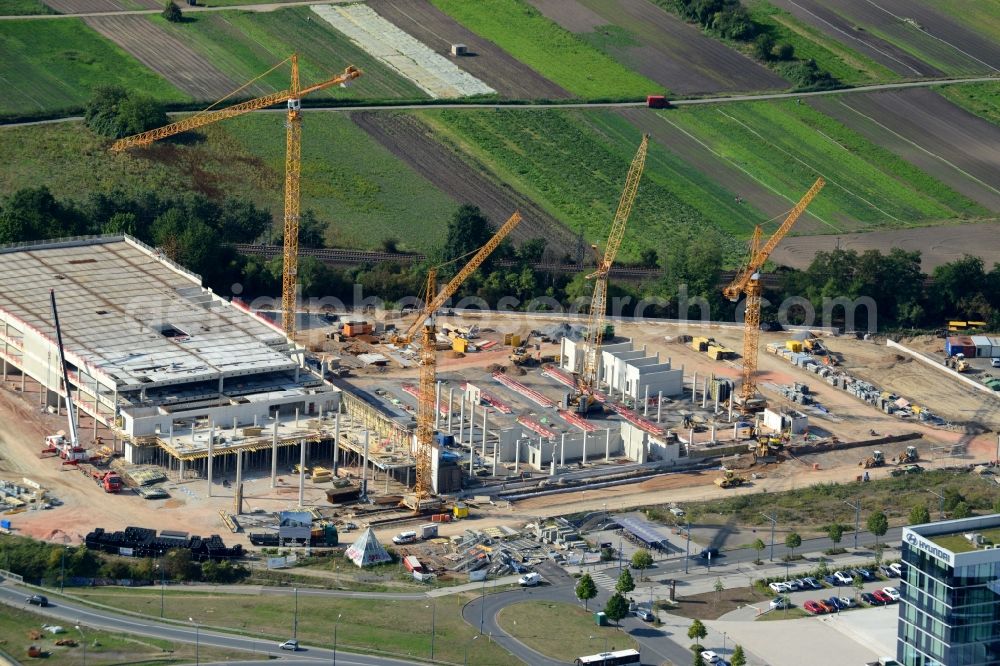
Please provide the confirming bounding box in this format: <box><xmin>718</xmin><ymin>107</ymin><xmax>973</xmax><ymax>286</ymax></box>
<box><xmin>84</xmin><ymin>85</ymin><xmax>168</xmax><ymax>140</ymax></box>
<box><xmin>162</xmin><ymin>1</ymin><xmax>182</xmax><ymax>22</ymax></box>
<box><xmin>776</xmin><ymin>43</ymin><xmax>795</xmax><ymax>60</ymax></box>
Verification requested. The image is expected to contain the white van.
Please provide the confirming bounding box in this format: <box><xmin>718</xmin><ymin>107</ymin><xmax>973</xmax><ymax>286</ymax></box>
<box><xmin>518</xmin><ymin>572</ymin><xmax>541</xmax><ymax>587</ymax></box>
<box><xmin>392</xmin><ymin>531</ymin><xmax>417</xmax><ymax>545</ymax></box>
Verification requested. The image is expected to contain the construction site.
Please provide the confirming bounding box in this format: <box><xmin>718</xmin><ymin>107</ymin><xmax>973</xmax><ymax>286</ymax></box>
<box><xmin>1</xmin><ymin>110</ymin><xmax>999</xmax><ymax>591</ymax></box>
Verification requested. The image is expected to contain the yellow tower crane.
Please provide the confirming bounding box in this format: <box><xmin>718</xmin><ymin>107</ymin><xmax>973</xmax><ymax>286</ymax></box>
<box><xmin>394</xmin><ymin>211</ymin><xmax>523</xmax><ymax>511</ymax></box>
<box><xmin>579</xmin><ymin>134</ymin><xmax>649</xmax><ymax>407</ymax></box>
<box><xmin>723</xmin><ymin>177</ymin><xmax>825</xmax><ymax>412</ymax></box>
<box><xmin>110</xmin><ymin>55</ymin><xmax>362</xmax><ymax>340</ymax></box>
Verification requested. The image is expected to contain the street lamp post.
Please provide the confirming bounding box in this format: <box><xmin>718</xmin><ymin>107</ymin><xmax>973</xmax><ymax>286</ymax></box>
<box><xmin>723</xmin><ymin>631</ymin><xmax>728</xmax><ymax>656</ymax></box>
<box><xmin>156</xmin><ymin>562</ymin><xmax>165</xmax><ymax>618</ymax></box>
<box><xmin>464</xmin><ymin>635</ymin><xmax>479</xmax><ymax>666</ymax></box>
<box><xmin>332</xmin><ymin>613</ymin><xmax>342</xmax><ymax>666</ymax></box>
<box><xmin>684</xmin><ymin>519</ymin><xmax>691</xmax><ymax>574</ymax></box>
<box><xmin>426</xmin><ymin>601</ymin><xmax>436</xmax><ymax>660</ymax></box>
<box><xmin>844</xmin><ymin>499</ymin><xmax>861</xmax><ymax>549</ymax></box>
<box><xmin>760</xmin><ymin>512</ymin><xmax>777</xmax><ymax>561</ymax></box>
<box><xmin>293</xmin><ymin>587</ymin><xmax>299</xmax><ymax>639</ymax></box>
<box><xmin>60</xmin><ymin>537</ymin><xmax>69</xmax><ymax>593</ymax></box>
<box><xmin>589</xmin><ymin>635</ymin><xmax>609</xmax><ymax>665</ymax></box>
<box><xmin>189</xmin><ymin>617</ymin><xmax>199</xmax><ymax>666</ymax></box>
<box><xmin>479</xmin><ymin>577</ymin><xmax>488</xmax><ymax>634</ymax></box>
<box><xmin>927</xmin><ymin>489</ymin><xmax>945</xmax><ymax>518</ymax></box>
<box><xmin>75</xmin><ymin>623</ymin><xmax>86</xmax><ymax>666</ymax></box>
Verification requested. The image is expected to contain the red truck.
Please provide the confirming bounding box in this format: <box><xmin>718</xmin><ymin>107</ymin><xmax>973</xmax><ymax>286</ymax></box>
<box><xmin>646</xmin><ymin>95</ymin><xmax>670</xmax><ymax>109</ymax></box>
<box><xmin>79</xmin><ymin>464</ymin><xmax>123</xmax><ymax>493</ymax></box>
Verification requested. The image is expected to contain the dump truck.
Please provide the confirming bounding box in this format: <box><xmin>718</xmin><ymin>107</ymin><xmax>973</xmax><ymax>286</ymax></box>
<box><xmin>894</xmin><ymin>446</ymin><xmax>919</xmax><ymax>465</ymax></box>
<box><xmin>859</xmin><ymin>450</ymin><xmax>886</xmax><ymax>469</ymax></box>
<box><xmin>714</xmin><ymin>470</ymin><xmax>745</xmax><ymax>488</ymax></box>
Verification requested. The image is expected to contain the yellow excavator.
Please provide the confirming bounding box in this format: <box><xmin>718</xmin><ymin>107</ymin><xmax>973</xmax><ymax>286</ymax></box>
<box><xmin>715</xmin><ymin>469</ymin><xmax>746</xmax><ymax>488</ymax></box>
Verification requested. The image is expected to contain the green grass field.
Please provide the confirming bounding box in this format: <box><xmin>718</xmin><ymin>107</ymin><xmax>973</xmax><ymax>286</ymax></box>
<box><xmin>421</xmin><ymin>108</ymin><xmax>754</xmax><ymax>261</ymax></box>
<box><xmin>430</xmin><ymin>0</ymin><xmax>659</xmax><ymax>99</ymax></box>
<box><xmin>66</xmin><ymin>588</ymin><xmax>513</xmax><ymax>665</ymax></box>
<box><xmin>0</xmin><ymin>115</ymin><xmax>455</xmax><ymax>252</ymax></box>
<box><xmin>1</xmin><ymin>0</ymin><xmax>57</xmax><ymax>15</ymax></box>
<box><xmin>0</xmin><ymin>604</ymin><xmax>241</xmax><ymax>665</ymax></box>
<box><xmin>747</xmin><ymin>1</ymin><xmax>898</xmax><ymax>85</ymax></box>
<box><xmin>663</xmin><ymin>100</ymin><xmax>988</xmax><ymax>231</ymax></box>
<box><xmin>938</xmin><ymin>82</ymin><xmax>1000</xmax><ymax>127</ymax></box>
<box><xmin>496</xmin><ymin>601</ymin><xmax>637</xmax><ymax>661</ymax></box>
<box><xmin>151</xmin><ymin>7</ymin><xmax>427</xmax><ymax>101</ymax></box>
<box><xmin>0</xmin><ymin>19</ymin><xmax>188</xmax><ymax>118</ymax></box>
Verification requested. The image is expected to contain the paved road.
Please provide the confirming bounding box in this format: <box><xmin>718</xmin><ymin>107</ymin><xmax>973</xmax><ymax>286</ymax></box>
<box><xmin>0</xmin><ymin>580</ymin><xmax>421</xmax><ymax>666</ymax></box>
<box><xmin>2</xmin><ymin>77</ymin><xmax>996</xmax><ymax>129</ymax></box>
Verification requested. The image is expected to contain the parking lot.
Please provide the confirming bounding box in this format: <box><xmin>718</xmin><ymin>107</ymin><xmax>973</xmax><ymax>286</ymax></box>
<box><xmin>759</xmin><ymin>565</ymin><xmax>905</xmax><ymax>616</ymax></box>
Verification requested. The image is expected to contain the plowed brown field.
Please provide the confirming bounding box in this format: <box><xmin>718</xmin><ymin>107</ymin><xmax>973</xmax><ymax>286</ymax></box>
<box><xmin>528</xmin><ymin>0</ymin><xmax>786</xmax><ymax>94</ymax></box>
<box><xmin>42</xmin><ymin>0</ymin><xmax>129</xmax><ymax>12</ymax></box>
<box><xmin>83</xmin><ymin>14</ymin><xmax>238</xmax><ymax>100</ymax></box>
<box><xmin>367</xmin><ymin>0</ymin><xmax>569</xmax><ymax>100</ymax></box>
<box><xmin>350</xmin><ymin>110</ymin><xmax>576</xmax><ymax>253</ymax></box>
<box><xmin>809</xmin><ymin>89</ymin><xmax>1000</xmax><ymax>211</ymax></box>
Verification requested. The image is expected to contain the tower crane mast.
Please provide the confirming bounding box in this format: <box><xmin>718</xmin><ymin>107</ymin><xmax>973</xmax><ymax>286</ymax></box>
<box><xmin>723</xmin><ymin>177</ymin><xmax>826</xmax><ymax>411</ymax></box>
<box><xmin>395</xmin><ymin>211</ymin><xmax>523</xmax><ymax>509</ymax></box>
<box><xmin>579</xmin><ymin>134</ymin><xmax>648</xmax><ymax>401</ymax></box>
<box><xmin>111</xmin><ymin>56</ymin><xmax>362</xmax><ymax>340</ymax></box>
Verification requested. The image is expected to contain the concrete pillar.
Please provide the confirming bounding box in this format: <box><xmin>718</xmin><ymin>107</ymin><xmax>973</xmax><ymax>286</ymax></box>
<box><xmin>560</xmin><ymin>433</ymin><xmax>566</xmax><ymax>467</ymax></box>
<box><xmin>447</xmin><ymin>388</ymin><xmax>454</xmax><ymax>433</ymax></box>
<box><xmin>333</xmin><ymin>413</ymin><xmax>340</xmax><ymax>473</ymax></box>
<box><xmin>481</xmin><ymin>408</ymin><xmax>488</xmax><ymax>459</ymax></box>
<box><xmin>469</xmin><ymin>399</ymin><xmax>476</xmax><ymax>449</ymax></box>
<box><xmin>295</xmin><ymin>408</ymin><xmax>299</xmax><ymax>428</ymax></box>
<box><xmin>168</xmin><ymin>421</ymin><xmax>174</xmax><ymax>447</ymax></box>
<box><xmin>605</xmin><ymin>429</ymin><xmax>611</xmax><ymax>462</ymax></box>
<box><xmin>492</xmin><ymin>440</ymin><xmax>498</xmax><ymax>477</ymax></box>
<box><xmin>582</xmin><ymin>431</ymin><xmax>588</xmax><ymax>465</ymax></box>
<box><xmin>236</xmin><ymin>449</ymin><xmax>243</xmax><ymax>498</ymax></box>
<box><xmin>458</xmin><ymin>392</ymin><xmax>466</xmax><ymax>444</ymax></box>
<box><xmin>688</xmin><ymin>428</ymin><xmax>695</xmax><ymax>446</ymax></box>
<box><xmin>714</xmin><ymin>388</ymin><xmax>719</xmax><ymax>413</ymax></box>
<box><xmin>270</xmin><ymin>415</ymin><xmax>279</xmax><ymax>488</ymax></box>
<box><xmin>728</xmin><ymin>398</ymin><xmax>734</xmax><ymax>421</ymax></box>
<box><xmin>298</xmin><ymin>440</ymin><xmax>306</xmax><ymax>507</ymax></box>
<box><xmin>469</xmin><ymin>438</ymin><xmax>475</xmax><ymax>475</ymax></box>
<box><xmin>702</xmin><ymin>378</ymin><xmax>709</xmax><ymax>409</ymax></box>
<box><xmin>206</xmin><ymin>424</ymin><xmax>214</xmax><ymax>497</ymax></box>
<box><xmin>514</xmin><ymin>439</ymin><xmax>520</xmax><ymax>471</ymax></box>
<box><xmin>733</xmin><ymin>423</ymin><xmax>738</xmax><ymax>439</ymax></box>
<box><xmin>711</xmin><ymin>424</ymin><xmax>717</xmax><ymax>444</ymax></box>
<box><xmin>178</xmin><ymin>458</ymin><xmax>185</xmax><ymax>480</ymax></box>
<box><xmin>550</xmin><ymin>440</ymin><xmax>556</xmax><ymax>476</ymax></box>
<box><xmin>435</xmin><ymin>381</ymin><xmax>442</xmax><ymax>430</ymax></box>
<box><xmin>657</xmin><ymin>391</ymin><xmax>663</xmax><ymax>423</ymax></box>
<box><xmin>361</xmin><ymin>430</ymin><xmax>370</xmax><ymax>496</ymax></box>
<box><xmin>643</xmin><ymin>385</ymin><xmax>650</xmax><ymax>416</ymax></box>
<box><xmin>692</xmin><ymin>372</ymin><xmax>698</xmax><ymax>403</ymax></box>
<box><xmin>93</xmin><ymin>376</ymin><xmax>100</xmax><ymax>438</ymax></box>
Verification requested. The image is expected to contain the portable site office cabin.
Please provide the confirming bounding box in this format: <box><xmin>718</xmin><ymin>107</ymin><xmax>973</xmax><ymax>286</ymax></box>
<box><xmin>945</xmin><ymin>336</ymin><xmax>976</xmax><ymax>357</ymax></box>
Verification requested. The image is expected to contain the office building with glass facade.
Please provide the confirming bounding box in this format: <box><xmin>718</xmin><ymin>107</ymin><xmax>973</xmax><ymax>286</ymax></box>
<box><xmin>898</xmin><ymin>515</ymin><xmax>1000</xmax><ymax>665</ymax></box>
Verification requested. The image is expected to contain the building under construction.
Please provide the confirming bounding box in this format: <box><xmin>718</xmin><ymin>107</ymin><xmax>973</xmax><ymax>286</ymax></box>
<box><xmin>0</xmin><ymin>235</ymin><xmax>348</xmax><ymax>477</ymax></box>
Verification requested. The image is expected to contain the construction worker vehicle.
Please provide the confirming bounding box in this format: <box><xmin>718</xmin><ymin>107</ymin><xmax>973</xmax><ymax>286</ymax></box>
<box><xmin>509</xmin><ymin>348</ymin><xmax>537</xmax><ymax>366</ymax></box>
<box><xmin>893</xmin><ymin>446</ymin><xmax>919</xmax><ymax>465</ymax></box>
<box><xmin>859</xmin><ymin>450</ymin><xmax>886</xmax><ymax>469</ymax></box>
<box><xmin>78</xmin><ymin>464</ymin><xmax>123</xmax><ymax>493</ymax></box>
<box><xmin>714</xmin><ymin>469</ymin><xmax>746</xmax><ymax>488</ymax></box>
<box><xmin>752</xmin><ymin>435</ymin><xmax>783</xmax><ymax>462</ymax></box>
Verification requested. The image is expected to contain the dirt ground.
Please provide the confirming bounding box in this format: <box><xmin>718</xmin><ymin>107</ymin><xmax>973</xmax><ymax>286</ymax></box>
<box><xmin>367</xmin><ymin>0</ymin><xmax>569</xmax><ymax>100</ymax></box>
<box><xmin>809</xmin><ymin>89</ymin><xmax>1000</xmax><ymax>211</ymax></box>
<box><xmin>43</xmin><ymin>0</ymin><xmax>131</xmax><ymax>12</ymax></box>
<box><xmin>349</xmin><ymin>111</ymin><xmax>577</xmax><ymax>255</ymax></box>
<box><xmin>770</xmin><ymin>220</ymin><xmax>1000</xmax><ymax>271</ymax></box>
<box><xmin>83</xmin><ymin>14</ymin><xmax>241</xmax><ymax>100</ymax></box>
<box><xmin>527</xmin><ymin>0</ymin><xmax>786</xmax><ymax>94</ymax></box>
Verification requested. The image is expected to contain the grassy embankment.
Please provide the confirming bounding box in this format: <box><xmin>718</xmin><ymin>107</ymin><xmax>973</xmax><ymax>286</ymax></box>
<box><xmin>0</xmin><ymin>114</ymin><xmax>456</xmax><ymax>252</ymax></box>
<box><xmin>1</xmin><ymin>0</ymin><xmax>57</xmax><ymax>15</ymax></box>
<box><xmin>663</xmin><ymin>99</ymin><xmax>988</xmax><ymax>233</ymax></box>
<box><xmin>0</xmin><ymin>18</ymin><xmax>188</xmax><ymax>119</ymax></box>
<box><xmin>938</xmin><ymin>82</ymin><xmax>1000</xmax><ymax>127</ymax></box>
<box><xmin>430</xmin><ymin>0</ymin><xmax>659</xmax><ymax>99</ymax></box>
<box><xmin>0</xmin><ymin>604</ymin><xmax>246</xmax><ymax>665</ymax></box>
<box><xmin>66</xmin><ymin>587</ymin><xmax>515</xmax><ymax>664</ymax></box>
<box><xmin>497</xmin><ymin>601</ymin><xmax>637</xmax><ymax>661</ymax></box>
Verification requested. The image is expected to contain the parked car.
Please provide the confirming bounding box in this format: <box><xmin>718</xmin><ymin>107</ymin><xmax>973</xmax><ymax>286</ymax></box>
<box><xmin>833</xmin><ymin>571</ymin><xmax>854</xmax><ymax>585</ymax></box>
<box><xmin>878</xmin><ymin>565</ymin><xmax>896</xmax><ymax>578</ymax></box>
<box><xmin>826</xmin><ymin>597</ymin><xmax>846</xmax><ymax>611</ymax></box>
<box><xmin>769</xmin><ymin>581</ymin><xmax>791</xmax><ymax>593</ymax></box>
<box><xmin>802</xmin><ymin>577</ymin><xmax>823</xmax><ymax>590</ymax></box>
<box><xmin>882</xmin><ymin>587</ymin><xmax>901</xmax><ymax>601</ymax></box>
<box><xmin>769</xmin><ymin>596</ymin><xmax>789</xmax><ymax>610</ymax></box>
<box><xmin>701</xmin><ymin>650</ymin><xmax>721</xmax><ymax>664</ymax></box>
<box><xmin>803</xmin><ymin>600</ymin><xmax>825</xmax><ymax>614</ymax></box>
<box><xmin>25</xmin><ymin>595</ymin><xmax>48</xmax><ymax>607</ymax></box>
<box><xmin>856</xmin><ymin>568</ymin><xmax>874</xmax><ymax>581</ymax></box>
<box><xmin>279</xmin><ymin>640</ymin><xmax>300</xmax><ymax>651</ymax></box>
<box><xmin>518</xmin><ymin>573</ymin><xmax>541</xmax><ymax>587</ymax></box>
<box><xmin>839</xmin><ymin>596</ymin><xmax>858</xmax><ymax>608</ymax></box>
<box><xmin>669</xmin><ymin>507</ymin><xmax>686</xmax><ymax>517</ymax></box>
<box><xmin>817</xmin><ymin>600</ymin><xmax>836</xmax><ymax>613</ymax></box>
<box><xmin>889</xmin><ymin>563</ymin><xmax>904</xmax><ymax>576</ymax></box>
<box><xmin>992</xmin><ymin>358</ymin><xmax>1000</xmax><ymax>368</ymax></box>
<box><xmin>872</xmin><ymin>590</ymin><xmax>893</xmax><ymax>604</ymax></box>
<box><xmin>860</xmin><ymin>592</ymin><xmax>879</xmax><ymax>605</ymax></box>
<box><xmin>823</xmin><ymin>574</ymin><xmax>840</xmax><ymax>586</ymax></box>
<box><xmin>784</xmin><ymin>579</ymin><xmax>801</xmax><ymax>591</ymax></box>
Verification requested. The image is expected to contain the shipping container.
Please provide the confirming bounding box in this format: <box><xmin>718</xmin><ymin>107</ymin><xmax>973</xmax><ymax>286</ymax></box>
<box><xmin>971</xmin><ymin>335</ymin><xmax>992</xmax><ymax>357</ymax></box>
<box><xmin>646</xmin><ymin>95</ymin><xmax>669</xmax><ymax>109</ymax></box>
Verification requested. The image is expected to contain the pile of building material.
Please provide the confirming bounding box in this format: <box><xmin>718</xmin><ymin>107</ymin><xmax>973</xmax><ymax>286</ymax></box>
<box><xmin>109</xmin><ymin>461</ymin><xmax>167</xmax><ymax>487</ymax></box>
<box><xmin>531</xmin><ymin>517</ymin><xmax>585</xmax><ymax>549</ymax></box>
<box><xmin>445</xmin><ymin>527</ymin><xmax>537</xmax><ymax>578</ymax></box>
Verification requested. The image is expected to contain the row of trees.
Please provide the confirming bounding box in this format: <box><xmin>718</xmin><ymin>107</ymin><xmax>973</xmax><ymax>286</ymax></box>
<box><xmin>666</xmin><ymin>0</ymin><xmax>839</xmax><ymax>89</ymax></box>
